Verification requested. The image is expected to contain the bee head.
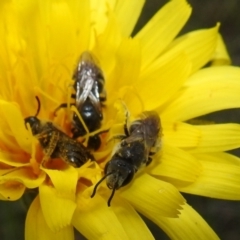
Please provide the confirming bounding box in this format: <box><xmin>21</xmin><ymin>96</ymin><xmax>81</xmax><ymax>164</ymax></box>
<box><xmin>24</xmin><ymin>96</ymin><xmax>41</xmax><ymax>135</ymax></box>
<box><xmin>24</xmin><ymin>116</ymin><xmax>41</xmax><ymax>135</ymax></box>
<box><xmin>91</xmin><ymin>157</ymin><xmax>135</xmax><ymax>207</ymax></box>
<box><xmin>105</xmin><ymin>159</ymin><xmax>135</xmax><ymax>190</ymax></box>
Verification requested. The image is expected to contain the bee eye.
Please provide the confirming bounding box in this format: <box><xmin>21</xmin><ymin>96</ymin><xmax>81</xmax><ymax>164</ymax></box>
<box><xmin>129</xmin><ymin>123</ymin><xmax>140</xmax><ymax>134</ymax></box>
<box><xmin>24</xmin><ymin>117</ymin><xmax>40</xmax><ymax>132</ymax></box>
<box><xmin>104</xmin><ymin>162</ymin><xmax>110</xmax><ymax>174</ymax></box>
<box><xmin>121</xmin><ymin>168</ymin><xmax>135</xmax><ymax>187</ymax></box>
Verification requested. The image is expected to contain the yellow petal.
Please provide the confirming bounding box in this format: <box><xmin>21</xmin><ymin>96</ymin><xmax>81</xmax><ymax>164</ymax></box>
<box><xmin>148</xmin><ymin>144</ymin><xmax>201</xmax><ymax>182</ymax></box>
<box><xmin>39</xmin><ymin>167</ymin><xmax>78</xmax><ymax>231</ymax></box>
<box><xmin>0</xmin><ymin>128</ymin><xmax>16</xmax><ymax>153</ymax></box>
<box><xmin>14</xmin><ymin>0</ymin><xmax>46</xmax><ymax>84</ymax></box>
<box><xmin>179</xmin><ymin>160</ymin><xmax>240</xmax><ymax>200</ymax></box>
<box><xmin>162</xmin><ymin>67</ymin><xmax>240</xmax><ymax>121</ymax></box>
<box><xmin>68</xmin><ymin>0</ymin><xmax>91</xmax><ymax>55</ymax></box>
<box><xmin>72</xmin><ymin>186</ymin><xmax>128</xmax><ymax>240</ymax></box>
<box><xmin>163</xmin><ymin>121</ymin><xmax>201</xmax><ymax>148</ymax></box>
<box><xmin>120</xmin><ymin>173</ymin><xmax>185</xmax><ymax>218</ymax></box>
<box><xmin>192</xmin><ymin>152</ymin><xmax>240</xmax><ymax>166</ymax></box>
<box><xmin>112</xmin><ymin>196</ymin><xmax>154</xmax><ymax>239</ymax></box>
<box><xmin>156</xmin><ymin>204</ymin><xmax>219</xmax><ymax>240</ymax></box>
<box><xmin>15</xmin><ymin>0</ymin><xmax>78</xmax><ymax>95</ymax></box>
<box><xmin>76</xmin><ymin>161</ymin><xmax>101</xmax><ymax>181</ymax></box>
<box><xmin>0</xmin><ymin>181</ymin><xmax>25</xmax><ymax>200</ymax></box>
<box><xmin>116</xmin><ymin>86</ymin><xmax>144</xmax><ymax>117</ymax></box>
<box><xmin>107</xmin><ymin>38</ymin><xmax>141</xmax><ymax>92</ymax></box>
<box><xmin>39</xmin><ymin>0</ymin><xmax>77</xmax><ymax>62</ymax></box>
<box><xmin>114</xmin><ymin>0</ymin><xmax>145</xmax><ymax>37</ymax></box>
<box><xmin>90</xmin><ymin>0</ymin><xmax>117</xmax><ymax>35</ymax></box>
<box><xmin>0</xmin><ymin>1</ymin><xmax>24</xmax><ymax>68</ymax></box>
<box><xmin>160</xmin><ymin>24</ymin><xmax>219</xmax><ymax>74</ymax></box>
<box><xmin>0</xmin><ymin>100</ymin><xmax>30</xmax><ymax>152</ymax></box>
<box><xmin>93</xmin><ymin>148</ymin><xmax>112</xmax><ymax>162</ymax></box>
<box><xmin>136</xmin><ymin>52</ymin><xmax>191</xmax><ymax>109</ymax></box>
<box><xmin>42</xmin><ymin>166</ymin><xmax>78</xmax><ymax>195</ymax></box>
<box><xmin>211</xmin><ymin>34</ymin><xmax>231</xmax><ymax>66</ymax></box>
<box><xmin>189</xmin><ymin>124</ymin><xmax>240</xmax><ymax>153</ymax></box>
<box><xmin>39</xmin><ymin>182</ymin><xmax>76</xmax><ymax>232</ymax></box>
<box><xmin>93</xmin><ymin>15</ymin><xmax>122</xmax><ymax>77</ymax></box>
<box><xmin>0</xmin><ymin>151</ymin><xmax>29</xmax><ymax>166</ymax></box>
<box><xmin>0</xmin><ymin>167</ymin><xmax>45</xmax><ymax>188</ymax></box>
<box><xmin>25</xmin><ymin>196</ymin><xmax>74</xmax><ymax>240</ymax></box>
<box><xmin>136</xmin><ymin>0</ymin><xmax>191</xmax><ymax>70</ymax></box>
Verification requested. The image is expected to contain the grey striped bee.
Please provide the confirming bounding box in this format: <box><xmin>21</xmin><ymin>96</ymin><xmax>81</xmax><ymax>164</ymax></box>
<box><xmin>54</xmin><ymin>51</ymin><xmax>107</xmax><ymax>150</ymax></box>
<box><xmin>91</xmin><ymin>111</ymin><xmax>161</xmax><ymax>206</ymax></box>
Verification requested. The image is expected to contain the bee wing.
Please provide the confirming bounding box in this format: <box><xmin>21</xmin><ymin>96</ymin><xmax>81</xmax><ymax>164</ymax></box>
<box><xmin>88</xmin><ymin>91</ymin><xmax>102</xmax><ymax>118</ymax></box>
<box><xmin>76</xmin><ymin>77</ymin><xmax>94</xmax><ymax>107</ymax></box>
<box><xmin>124</xmin><ymin>134</ymin><xmax>143</xmax><ymax>144</ymax></box>
<box><xmin>141</xmin><ymin>111</ymin><xmax>161</xmax><ymax>148</ymax></box>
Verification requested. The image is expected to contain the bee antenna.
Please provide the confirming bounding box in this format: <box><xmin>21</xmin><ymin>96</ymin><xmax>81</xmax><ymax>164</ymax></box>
<box><xmin>91</xmin><ymin>172</ymin><xmax>113</xmax><ymax>198</ymax></box>
<box><xmin>35</xmin><ymin>96</ymin><xmax>41</xmax><ymax>117</ymax></box>
<box><xmin>107</xmin><ymin>184</ymin><xmax>116</xmax><ymax>207</ymax></box>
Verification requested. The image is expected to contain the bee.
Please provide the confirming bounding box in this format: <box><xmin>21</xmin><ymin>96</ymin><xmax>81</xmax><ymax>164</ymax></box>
<box><xmin>24</xmin><ymin>97</ymin><xmax>94</xmax><ymax>168</ymax></box>
<box><xmin>54</xmin><ymin>51</ymin><xmax>107</xmax><ymax>150</ymax></box>
<box><xmin>91</xmin><ymin>111</ymin><xmax>161</xmax><ymax>206</ymax></box>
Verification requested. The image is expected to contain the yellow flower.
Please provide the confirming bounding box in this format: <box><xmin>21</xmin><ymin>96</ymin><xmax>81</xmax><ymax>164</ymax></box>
<box><xmin>1</xmin><ymin>0</ymin><xmax>240</xmax><ymax>239</ymax></box>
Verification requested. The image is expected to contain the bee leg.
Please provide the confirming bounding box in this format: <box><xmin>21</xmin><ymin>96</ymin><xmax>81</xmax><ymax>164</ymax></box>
<box><xmin>147</xmin><ymin>146</ymin><xmax>159</xmax><ymax>166</ymax></box>
<box><xmin>146</xmin><ymin>157</ymin><xmax>152</xmax><ymax>166</ymax></box>
<box><xmin>149</xmin><ymin>151</ymin><xmax>156</xmax><ymax>156</ymax></box>
<box><xmin>87</xmin><ymin>135</ymin><xmax>100</xmax><ymax>150</ymax></box>
<box><xmin>98</xmin><ymin>129</ymin><xmax>109</xmax><ymax>135</ymax></box>
<box><xmin>123</xmin><ymin>123</ymin><xmax>129</xmax><ymax>136</ymax></box>
<box><xmin>41</xmin><ymin>131</ymin><xmax>60</xmax><ymax>167</ymax></box>
<box><xmin>99</xmin><ymin>88</ymin><xmax>106</xmax><ymax>102</ymax></box>
<box><xmin>107</xmin><ymin>105</ymin><xmax>129</xmax><ymax>143</ymax></box>
<box><xmin>101</xmin><ymin>102</ymin><xmax>107</xmax><ymax>108</ymax></box>
<box><xmin>87</xmin><ymin>129</ymin><xmax>108</xmax><ymax>150</ymax></box>
<box><xmin>123</xmin><ymin>108</ymin><xmax>131</xmax><ymax>136</ymax></box>
<box><xmin>100</xmin><ymin>95</ymin><xmax>106</xmax><ymax>103</ymax></box>
<box><xmin>100</xmin><ymin>96</ymin><xmax>106</xmax><ymax>102</ymax></box>
<box><xmin>53</xmin><ymin>103</ymin><xmax>75</xmax><ymax>116</ymax></box>
<box><xmin>87</xmin><ymin>128</ymin><xmax>110</xmax><ymax>149</ymax></box>
<box><xmin>149</xmin><ymin>145</ymin><xmax>160</xmax><ymax>155</ymax></box>
<box><xmin>41</xmin><ymin>156</ymin><xmax>50</xmax><ymax>168</ymax></box>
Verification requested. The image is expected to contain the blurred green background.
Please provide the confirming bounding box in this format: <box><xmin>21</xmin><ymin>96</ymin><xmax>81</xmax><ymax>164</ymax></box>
<box><xmin>1</xmin><ymin>0</ymin><xmax>240</xmax><ymax>239</ymax></box>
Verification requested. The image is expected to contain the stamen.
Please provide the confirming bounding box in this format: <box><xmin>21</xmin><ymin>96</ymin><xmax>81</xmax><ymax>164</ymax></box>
<box><xmin>88</xmin><ymin>128</ymin><xmax>109</xmax><ymax>138</ymax></box>
<box><xmin>1</xmin><ymin>167</ymin><xmax>23</xmax><ymax>176</ymax></box>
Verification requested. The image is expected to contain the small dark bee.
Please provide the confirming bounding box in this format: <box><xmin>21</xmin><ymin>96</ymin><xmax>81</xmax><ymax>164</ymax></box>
<box><xmin>91</xmin><ymin>111</ymin><xmax>161</xmax><ymax>206</ymax></box>
<box><xmin>54</xmin><ymin>51</ymin><xmax>106</xmax><ymax>150</ymax></box>
<box><xmin>25</xmin><ymin>97</ymin><xmax>94</xmax><ymax>168</ymax></box>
